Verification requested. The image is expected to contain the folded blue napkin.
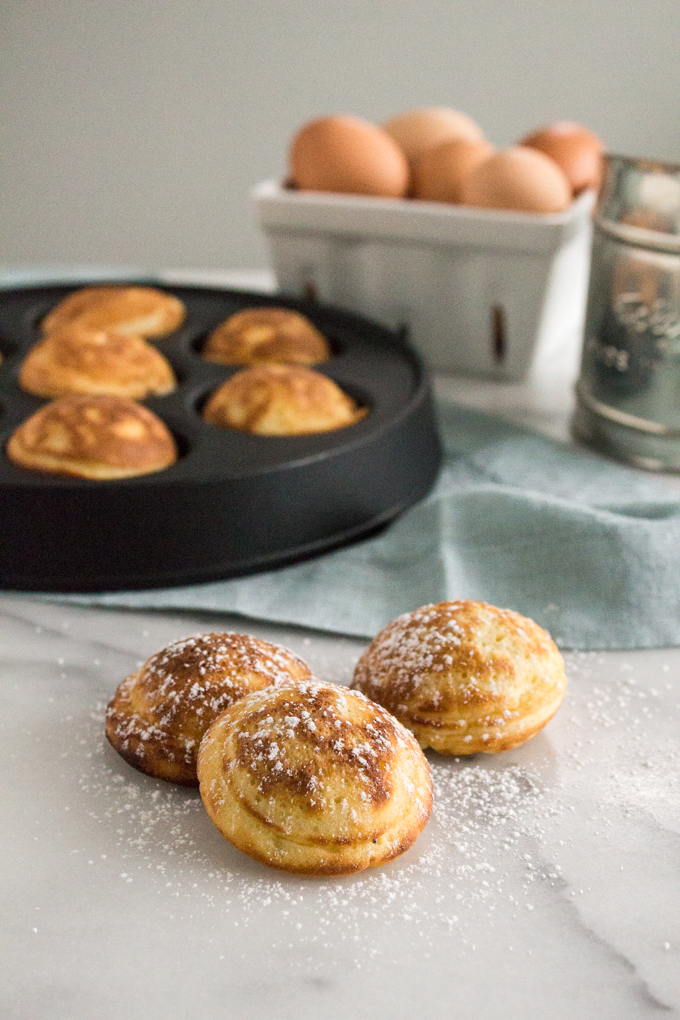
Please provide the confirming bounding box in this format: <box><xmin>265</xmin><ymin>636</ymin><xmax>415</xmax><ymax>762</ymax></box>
<box><xmin>48</xmin><ymin>401</ymin><xmax>680</xmax><ymax>651</ymax></box>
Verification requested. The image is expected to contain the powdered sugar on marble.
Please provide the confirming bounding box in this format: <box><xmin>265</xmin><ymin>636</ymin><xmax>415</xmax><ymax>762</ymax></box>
<box><xmin>71</xmin><ymin>649</ymin><xmax>680</xmax><ymax>969</ymax></box>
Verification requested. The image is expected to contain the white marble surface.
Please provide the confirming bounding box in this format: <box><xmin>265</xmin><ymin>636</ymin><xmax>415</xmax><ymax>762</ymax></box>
<box><xmin>1</xmin><ymin>597</ymin><xmax>679</xmax><ymax>1020</ymax></box>
<box><xmin>1</xmin><ymin>269</ymin><xmax>680</xmax><ymax>1018</ymax></box>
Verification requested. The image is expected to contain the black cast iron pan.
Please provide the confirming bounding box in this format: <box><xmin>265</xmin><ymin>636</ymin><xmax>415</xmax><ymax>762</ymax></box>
<box><xmin>0</xmin><ymin>283</ymin><xmax>442</xmax><ymax>591</ymax></box>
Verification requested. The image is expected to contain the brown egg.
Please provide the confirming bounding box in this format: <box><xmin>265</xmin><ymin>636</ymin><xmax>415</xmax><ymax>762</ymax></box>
<box><xmin>289</xmin><ymin>115</ymin><xmax>409</xmax><ymax>198</ymax></box>
<box><xmin>461</xmin><ymin>146</ymin><xmax>572</xmax><ymax>214</ymax></box>
<box><xmin>382</xmin><ymin>107</ymin><xmax>485</xmax><ymax>168</ymax></box>
<box><xmin>412</xmin><ymin>138</ymin><xmax>495</xmax><ymax>203</ymax></box>
<box><xmin>519</xmin><ymin>121</ymin><xmax>604</xmax><ymax>193</ymax></box>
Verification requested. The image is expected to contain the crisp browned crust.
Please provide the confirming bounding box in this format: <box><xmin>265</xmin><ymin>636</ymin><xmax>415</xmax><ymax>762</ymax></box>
<box><xmin>202</xmin><ymin>307</ymin><xmax>331</xmax><ymax>367</ymax></box>
<box><xmin>6</xmin><ymin>394</ymin><xmax>177</xmax><ymax>479</ymax></box>
<box><xmin>42</xmin><ymin>286</ymin><xmax>185</xmax><ymax>339</ymax></box>
<box><xmin>197</xmin><ymin>679</ymin><xmax>433</xmax><ymax>875</ymax></box>
<box><xmin>106</xmin><ymin>632</ymin><xmax>313</xmax><ymax>786</ymax></box>
<box><xmin>19</xmin><ymin>326</ymin><xmax>176</xmax><ymax>400</ymax></box>
<box><xmin>202</xmin><ymin>364</ymin><xmax>366</xmax><ymax>436</ymax></box>
<box><xmin>351</xmin><ymin>600</ymin><xmax>567</xmax><ymax>755</ymax></box>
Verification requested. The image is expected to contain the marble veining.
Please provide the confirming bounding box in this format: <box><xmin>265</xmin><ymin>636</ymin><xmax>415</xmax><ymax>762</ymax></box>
<box><xmin>1</xmin><ymin>596</ymin><xmax>679</xmax><ymax>1020</ymax></box>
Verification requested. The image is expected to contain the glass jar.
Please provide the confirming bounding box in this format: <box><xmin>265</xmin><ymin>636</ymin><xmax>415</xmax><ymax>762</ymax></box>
<box><xmin>574</xmin><ymin>153</ymin><xmax>680</xmax><ymax>469</ymax></box>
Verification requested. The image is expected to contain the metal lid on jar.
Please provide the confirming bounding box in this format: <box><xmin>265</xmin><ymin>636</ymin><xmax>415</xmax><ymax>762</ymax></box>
<box><xmin>595</xmin><ymin>153</ymin><xmax>680</xmax><ymax>254</ymax></box>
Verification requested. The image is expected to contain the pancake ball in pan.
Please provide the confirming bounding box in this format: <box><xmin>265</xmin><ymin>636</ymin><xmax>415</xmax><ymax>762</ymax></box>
<box><xmin>6</xmin><ymin>394</ymin><xmax>177</xmax><ymax>480</ymax></box>
<box><xmin>202</xmin><ymin>306</ymin><xmax>331</xmax><ymax>367</ymax></box>
<box><xmin>202</xmin><ymin>364</ymin><xmax>366</xmax><ymax>436</ymax></box>
<box><xmin>19</xmin><ymin>325</ymin><xmax>176</xmax><ymax>400</ymax></box>
<box><xmin>42</xmin><ymin>285</ymin><xmax>185</xmax><ymax>339</ymax></box>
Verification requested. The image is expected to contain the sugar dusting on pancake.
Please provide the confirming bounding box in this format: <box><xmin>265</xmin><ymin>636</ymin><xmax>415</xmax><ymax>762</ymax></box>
<box><xmin>106</xmin><ymin>633</ymin><xmax>312</xmax><ymax>786</ymax></box>
<box><xmin>197</xmin><ymin>678</ymin><xmax>432</xmax><ymax>874</ymax></box>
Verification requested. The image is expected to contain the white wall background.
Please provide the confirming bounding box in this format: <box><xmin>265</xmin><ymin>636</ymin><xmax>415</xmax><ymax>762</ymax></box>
<box><xmin>2</xmin><ymin>0</ymin><xmax>679</xmax><ymax>271</ymax></box>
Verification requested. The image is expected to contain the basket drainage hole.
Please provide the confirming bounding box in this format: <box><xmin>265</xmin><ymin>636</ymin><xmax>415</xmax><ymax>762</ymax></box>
<box><xmin>492</xmin><ymin>305</ymin><xmax>506</xmax><ymax>364</ymax></box>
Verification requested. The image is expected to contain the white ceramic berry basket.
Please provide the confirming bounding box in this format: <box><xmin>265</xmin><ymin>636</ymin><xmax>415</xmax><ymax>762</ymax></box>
<box><xmin>253</xmin><ymin>180</ymin><xmax>595</xmax><ymax>380</ymax></box>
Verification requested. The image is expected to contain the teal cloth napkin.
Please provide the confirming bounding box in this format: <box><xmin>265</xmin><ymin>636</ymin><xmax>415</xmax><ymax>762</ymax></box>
<box><xmin>46</xmin><ymin>401</ymin><xmax>680</xmax><ymax>651</ymax></box>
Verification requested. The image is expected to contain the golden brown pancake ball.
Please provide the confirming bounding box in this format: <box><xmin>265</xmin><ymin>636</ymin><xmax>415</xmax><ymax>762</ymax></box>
<box><xmin>6</xmin><ymin>394</ymin><xmax>177</xmax><ymax>480</ymax></box>
<box><xmin>42</xmin><ymin>286</ymin><xmax>185</xmax><ymax>339</ymax></box>
<box><xmin>351</xmin><ymin>600</ymin><xmax>567</xmax><ymax>754</ymax></box>
<box><xmin>19</xmin><ymin>326</ymin><xmax>176</xmax><ymax>400</ymax></box>
<box><xmin>202</xmin><ymin>364</ymin><xmax>366</xmax><ymax>436</ymax></box>
<box><xmin>106</xmin><ymin>632</ymin><xmax>313</xmax><ymax>786</ymax></box>
<box><xmin>197</xmin><ymin>678</ymin><xmax>433</xmax><ymax>875</ymax></box>
<box><xmin>202</xmin><ymin>307</ymin><xmax>331</xmax><ymax>367</ymax></box>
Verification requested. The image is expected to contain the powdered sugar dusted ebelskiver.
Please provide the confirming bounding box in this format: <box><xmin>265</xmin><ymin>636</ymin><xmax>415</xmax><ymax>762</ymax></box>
<box><xmin>197</xmin><ymin>678</ymin><xmax>433</xmax><ymax>875</ymax></box>
<box><xmin>105</xmin><ymin>632</ymin><xmax>312</xmax><ymax>786</ymax></box>
<box><xmin>351</xmin><ymin>600</ymin><xmax>566</xmax><ymax>754</ymax></box>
